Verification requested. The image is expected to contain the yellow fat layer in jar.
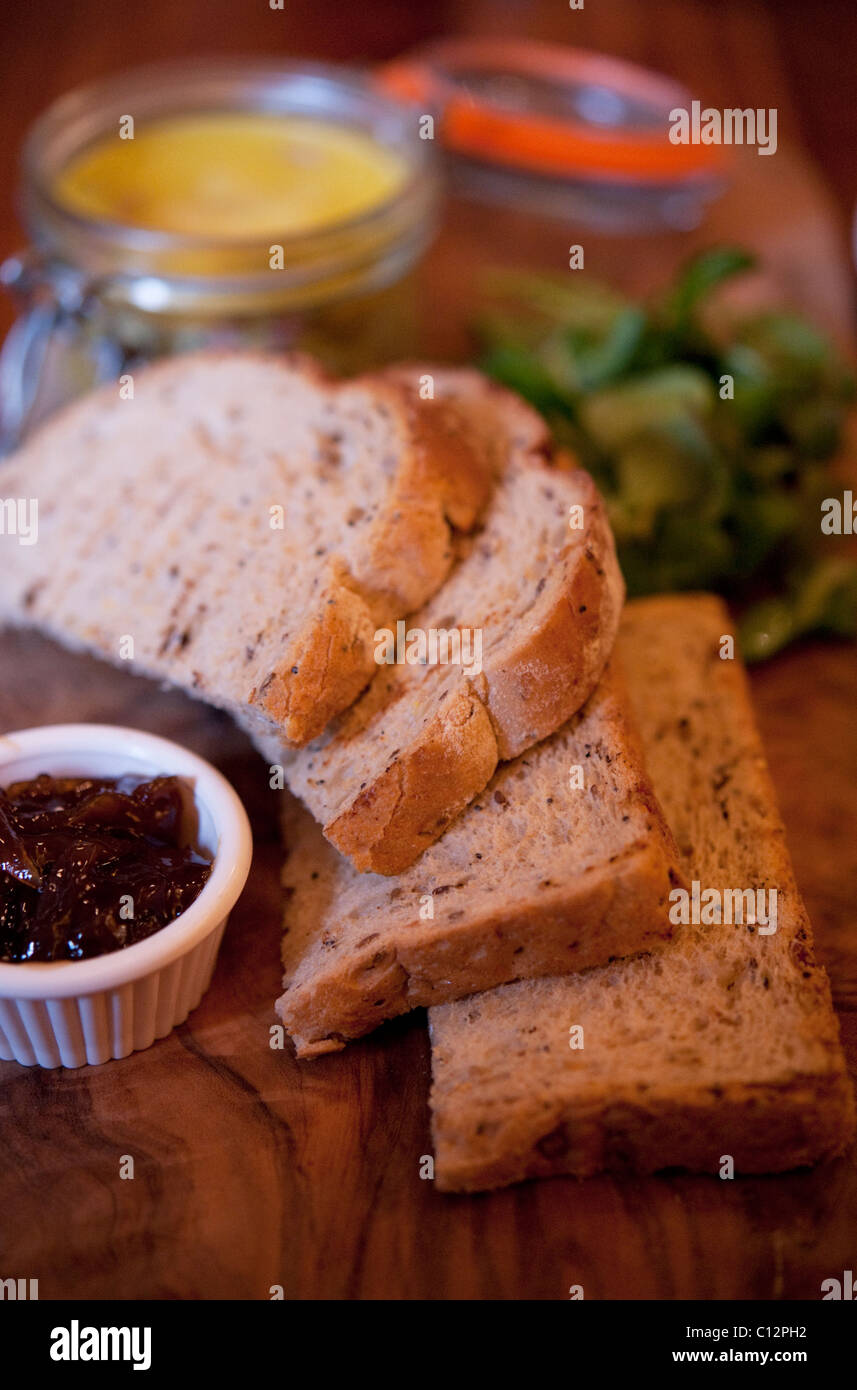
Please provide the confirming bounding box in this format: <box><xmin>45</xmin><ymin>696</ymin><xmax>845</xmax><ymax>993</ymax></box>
<box><xmin>53</xmin><ymin>113</ymin><xmax>408</xmax><ymax>239</ymax></box>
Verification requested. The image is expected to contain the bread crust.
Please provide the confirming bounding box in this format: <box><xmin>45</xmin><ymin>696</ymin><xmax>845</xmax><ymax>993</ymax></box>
<box><xmin>326</xmin><ymin>681</ymin><xmax>500</xmax><ymax>875</ymax></box>
<box><xmin>431</xmin><ymin>1073</ymin><xmax>856</xmax><ymax>1193</ymax></box>
<box><xmin>249</xmin><ymin>371</ymin><xmax>498</xmax><ymax>743</ymax></box>
<box><xmin>479</xmin><ymin>473</ymin><xmax>624</xmax><ymax>760</ymax></box>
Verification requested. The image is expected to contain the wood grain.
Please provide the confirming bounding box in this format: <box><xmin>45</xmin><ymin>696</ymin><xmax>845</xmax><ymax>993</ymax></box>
<box><xmin>1</xmin><ymin>0</ymin><xmax>856</xmax><ymax>1301</ymax></box>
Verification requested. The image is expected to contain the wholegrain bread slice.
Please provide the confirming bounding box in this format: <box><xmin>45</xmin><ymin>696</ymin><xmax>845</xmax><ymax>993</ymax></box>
<box><xmin>275</xmin><ymin>658</ymin><xmax>683</xmax><ymax>1057</ymax></box>
<box><xmin>268</xmin><ymin>368</ymin><xmax>624</xmax><ymax>874</ymax></box>
<box><xmin>0</xmin><ymin>352</ymin><xmax>498</xmax><ymax>745</ymax></box>
<box><xmin>428</xmin><ymin>595</ymin><xmax>855</xmax><ymax>1192</ymax></box>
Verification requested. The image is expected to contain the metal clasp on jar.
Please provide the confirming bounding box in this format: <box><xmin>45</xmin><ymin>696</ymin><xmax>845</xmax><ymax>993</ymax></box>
<box><xmin>0</xmin><ymin>251</ymin><xmax>123</xmax><ymax>454</ymax></box>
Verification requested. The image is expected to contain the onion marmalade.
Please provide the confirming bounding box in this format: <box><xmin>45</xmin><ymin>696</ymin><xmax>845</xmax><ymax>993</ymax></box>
<box><xmin>0</xmin><ymin>773</ymin><xmax>212</xmax><ymax>962</ymax></box>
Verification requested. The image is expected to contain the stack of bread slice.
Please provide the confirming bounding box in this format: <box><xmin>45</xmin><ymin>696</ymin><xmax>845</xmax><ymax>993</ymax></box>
<box><xmin>1</xmin><ymin>352</ymin><xmax>852</xmax><ymax>1193</ymax></box>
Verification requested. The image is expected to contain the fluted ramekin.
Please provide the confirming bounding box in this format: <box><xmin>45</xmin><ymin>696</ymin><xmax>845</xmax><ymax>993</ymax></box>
<box><xmin>0</xmin><ymin>724</ymin><xmax>252</xmax><ymax>1068</ymax></box>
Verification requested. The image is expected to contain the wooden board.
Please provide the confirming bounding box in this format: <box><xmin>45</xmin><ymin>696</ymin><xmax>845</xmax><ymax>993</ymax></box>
<box><xmin>1</xmin><ymin>629</ymin><xmax>855</xmax><ymax>1301</ymax></box>
<box><xmin>2</xmin><ymin>56</ymin><xmax>857</xmax><ymax>1303</ymax></box>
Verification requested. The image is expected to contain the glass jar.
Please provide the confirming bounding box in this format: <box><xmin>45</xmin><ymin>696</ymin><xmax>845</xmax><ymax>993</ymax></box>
<box><xmin>0</xmin><ymin>58</ymin><xmax>440</xmax><ymax>451</ymax></box>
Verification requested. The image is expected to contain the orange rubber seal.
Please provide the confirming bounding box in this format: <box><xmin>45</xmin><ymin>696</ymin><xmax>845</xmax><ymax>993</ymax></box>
<box><xmin>378</xmin><ymin>39</ymin><xmax>726</xmax><ymax>186</ymax></box>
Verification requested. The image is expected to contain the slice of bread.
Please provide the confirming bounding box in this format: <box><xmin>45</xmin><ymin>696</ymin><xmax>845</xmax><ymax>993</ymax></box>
<box><xmin>428</xmin><ymin>595</ymin><xmax>855</xmax><ymax>1192</ymax></box>
<box><xmin>270</xmin><ymin>368</ymin><xmax>625</xmax><ymax>874</ymax></box>
<box><xmin>0</xmin><ymin>352</ymin><xmax>497</xmax><ymax>746</ymax></box>
<box><xmin>275</xmin><ymin>659</ymin><xmax>683</xmax><ymax>1057</ymax></box>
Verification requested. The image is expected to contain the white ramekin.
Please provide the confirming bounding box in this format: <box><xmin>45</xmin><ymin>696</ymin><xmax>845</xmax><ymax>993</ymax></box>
<box><xmin>0</xmin><ymin>724</ymin><xmax>253</xmax><ymax>1068</ymax></box>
